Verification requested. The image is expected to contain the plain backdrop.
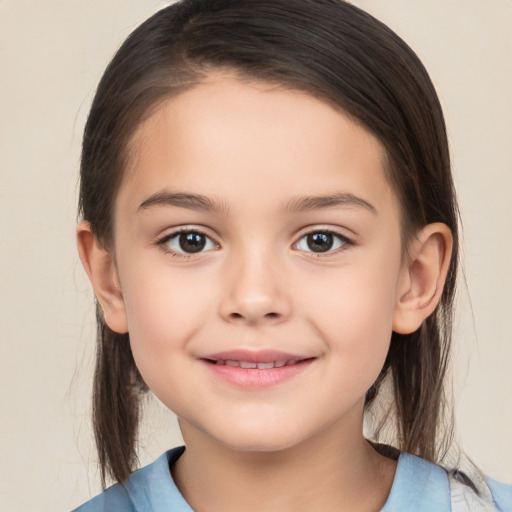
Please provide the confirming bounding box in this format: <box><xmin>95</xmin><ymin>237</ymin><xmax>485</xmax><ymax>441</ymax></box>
<box><xmin>0</xmin><ymin>1</ymin><xmax>511</xmax><ymax>510</ymax></box>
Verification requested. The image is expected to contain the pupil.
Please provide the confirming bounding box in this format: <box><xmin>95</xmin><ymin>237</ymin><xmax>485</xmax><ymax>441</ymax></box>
<box><xmin>307</xmin><ymin>233</ymin><xmax>333</xmax><ymax>252</ymax></box>
<box><xmin>179</xmin><ymin>232</ymin><xmax>206</xmax><ymax>253</ymax></box>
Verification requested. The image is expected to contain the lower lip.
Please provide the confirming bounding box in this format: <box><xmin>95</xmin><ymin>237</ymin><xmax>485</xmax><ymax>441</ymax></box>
<box><xmin>202</xmin><ymin>359</ymin><xmax>314</xmax><ymax>389</ymax></box>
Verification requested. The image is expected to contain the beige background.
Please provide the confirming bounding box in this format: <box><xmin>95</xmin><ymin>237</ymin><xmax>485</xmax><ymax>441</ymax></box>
<box><xmin>0</xmin><ymin>1</ymin><xmax>510</xmax><ymax>510</ymax></box>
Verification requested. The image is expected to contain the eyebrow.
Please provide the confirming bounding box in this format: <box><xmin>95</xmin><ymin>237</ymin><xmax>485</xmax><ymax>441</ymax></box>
<box><xmin>137</xmin><ymin>190</ymin><xmax>376</xmax><ymax>216</ymax></box>
<box><xmin>138</xmin><ymin>191</ymin><xmax>231</xmax><ymax>215</ymax></box>
<box><xmin>281</xmin><ymin>193</ymin><xmax>377</xmax><ymax>215</ymax></box>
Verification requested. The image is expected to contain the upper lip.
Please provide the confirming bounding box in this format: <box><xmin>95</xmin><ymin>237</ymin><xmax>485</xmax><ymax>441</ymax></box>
<box><xmin>201</xmin><ymin>349</ymin><xmax>311</xmax><ymax>364</ymax></box>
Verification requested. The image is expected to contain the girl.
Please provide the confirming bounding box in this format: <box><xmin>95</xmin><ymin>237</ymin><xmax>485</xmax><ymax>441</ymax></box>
<box><xmin>73</xmin><ymin>0</ymin><xmax>511</xmax><ymax>510</ymax></box>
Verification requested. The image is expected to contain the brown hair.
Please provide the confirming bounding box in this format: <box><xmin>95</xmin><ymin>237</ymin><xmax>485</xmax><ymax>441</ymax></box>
<box><xmin>79</xmin><ymin>0</ymin><xmax>458</xmax><ymax>485</ymax></box>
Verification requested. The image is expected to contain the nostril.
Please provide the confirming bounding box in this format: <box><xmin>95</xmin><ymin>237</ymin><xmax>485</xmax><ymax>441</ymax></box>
<box><xmin>229</xmin><ymin>311</ymin><xmax>279</xmax><ymax>321</ymax></box>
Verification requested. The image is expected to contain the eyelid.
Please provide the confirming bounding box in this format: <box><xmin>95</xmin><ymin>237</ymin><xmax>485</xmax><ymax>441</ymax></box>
<box><xmin>155</xmin><ymin>226</ymin><xmax>220</xmax><ymax>258</ymax></box>
<box><xmin>293</xmin><ymin>227</ymin><xmax>354</xmax><ymax>255</ymax></box>
<box><xmin>154</xmin><ymin>224</ymin><xmax>353</xmax><ymax>259</ymax></box>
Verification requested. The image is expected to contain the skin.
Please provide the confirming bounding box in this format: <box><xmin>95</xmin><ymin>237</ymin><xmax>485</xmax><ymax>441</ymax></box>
<box><xmin>78</xmin><ymin>75</ymin><xmax>453</xmax><ymax>511</ymax></box>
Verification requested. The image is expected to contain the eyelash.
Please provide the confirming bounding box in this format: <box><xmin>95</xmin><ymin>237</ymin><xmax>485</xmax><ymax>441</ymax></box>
<box><xmin>156</xmin><ymin>227</ymin><xmax>218</xmax><ymax>260</ymax></box>
<box><xmin>155</xmin><ymin>227</ymin><xmax>353</xmax><ymax>259</ymax></box>
<box><xmin>294</xmin><ymin>229</ymin><xmax>353</xmax><ymax>258</ymax></box>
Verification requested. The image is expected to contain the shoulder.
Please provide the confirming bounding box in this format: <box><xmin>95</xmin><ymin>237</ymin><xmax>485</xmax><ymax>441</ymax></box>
<box><xmin>447</xmin><ymin>456</ymin><xmax>512</xmax><ymax>512</ymax></box>
<box><xmin>383</xmin><ymin>452</ymin><xmax>512</xmax><ymax>512</ymax></box>
<box><xmin>486</xmin><ymin>477</ymin><xmax>512</xmax><ymax>512</ymax></box>
<box><xmin>71</xmin><ymin>446</ymin><xmax>192</xmax><ymax>512</ymax></box>
<box><xmin>71</xmin><ymin>483</ymin><xmax>134</xmax><ymax>512</ymax></box>
<box><xmin>450</xmin><ymin>475</ymin><xmax>512</xmax><ymax>512</ymax></box>
<box><xmin>382</xmin><ymin>452</ymin><xmax>452</xmax><ymax>511</ymax></box>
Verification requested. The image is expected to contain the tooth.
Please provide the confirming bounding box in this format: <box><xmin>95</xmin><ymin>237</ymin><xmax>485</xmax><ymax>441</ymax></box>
<box><xmin>215</xmin><ymin>360</ymin><xmax>225</xmax><ymax>365</ymax></box>
<box><xmin>226</xmin><ymin>360</ymin><xmax>241</xmax><ymax>367</ymax></box>
<box><xmin>240</xmin><ymin>361</ymin><xmax>257</xmax><ymax>369</ymax></box>
<box><xmin>274</xmin><ymin>361</ymin><xmax>286</xmax><ymax>368</ymax></box>
<box><xmin>257</xmin><ymin>362</ymin><xmax>275</xmax><ymax>369</ymax></box>
<box><xmin>286</xmin><ymin>360</ymin><xmax>298</xmax><ymax>366</ymax></box>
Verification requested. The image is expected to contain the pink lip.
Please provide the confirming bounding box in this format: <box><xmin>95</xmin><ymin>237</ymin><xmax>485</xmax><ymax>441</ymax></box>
<box><xmin>202</xmin><ymin>349</ymin><xmax>307</xmax><ymax>363</ymax></box>
<box><xmin>200</xmin><ymin>350</ymin><xmax>315</xmax><ymax>389</ymax></box>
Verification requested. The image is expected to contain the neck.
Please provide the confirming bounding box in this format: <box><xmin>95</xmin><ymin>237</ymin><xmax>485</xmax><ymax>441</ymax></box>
<box><xmin>172</xmin><ymin>410</ymin><xmax>396</xmax><ymax>512</ymax></box>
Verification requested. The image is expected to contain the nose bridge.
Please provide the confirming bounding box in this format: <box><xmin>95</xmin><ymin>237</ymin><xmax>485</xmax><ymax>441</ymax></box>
<box><xmin>219</xmin><ymin>239</ymin><xmax>291</xmax><ymax>324</ymax></box>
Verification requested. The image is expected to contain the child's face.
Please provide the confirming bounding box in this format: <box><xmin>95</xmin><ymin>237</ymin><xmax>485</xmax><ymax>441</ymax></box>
<box><xmin>111</xmin><ymin>75</ymin><xmax>408</xmax><ymax>452</ymax></box>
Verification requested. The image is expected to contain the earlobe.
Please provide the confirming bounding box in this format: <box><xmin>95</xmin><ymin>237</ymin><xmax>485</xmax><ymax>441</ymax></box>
<box><xmin>76</xmin><ymin>221</ymin><xmax>129</xmax><ymax>334</ymax></box>
<box><xmin>392</xmin><ymin>223</ymin><xmax>453</xmax><ymax>334</ymax></box>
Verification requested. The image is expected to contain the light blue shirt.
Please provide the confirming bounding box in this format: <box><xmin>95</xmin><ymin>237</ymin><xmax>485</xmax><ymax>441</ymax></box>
<box><xmin>72</xmin><ymin>446</ymin><xmax>512</xmax><ymax>511</ymax></box>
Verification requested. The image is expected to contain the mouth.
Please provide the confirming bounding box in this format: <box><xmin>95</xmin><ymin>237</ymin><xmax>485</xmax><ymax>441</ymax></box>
<box><xmin>199</xmin><ymin>350</ymin><xmax>315</xmax><ymax>389</ymax></box>
<box><xmin>203</xmin><ymin>359</ymin><xmax>308</xmax><ymax>369</ymax></box>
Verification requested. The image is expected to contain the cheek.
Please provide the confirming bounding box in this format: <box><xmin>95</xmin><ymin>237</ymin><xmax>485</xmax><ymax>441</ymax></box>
<box><xmin>120</xmin><ymin>262</ymin><xmax>213</xmax><ymax>366</ymax></box>
<box><xmin>119</xmin><ymin>267</ymin><xmax>215</xmax><ymax>409</ymax></box>
<box><xmin>300</xmin><ymin>250</ymin><xmax>401</xmax><ymax>373</ymax></box>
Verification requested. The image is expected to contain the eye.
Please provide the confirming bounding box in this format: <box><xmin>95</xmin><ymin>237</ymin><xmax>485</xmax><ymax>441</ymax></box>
<box><xmin>161</xmin><ymin>230</ymin><xmax>218</xmax><ymax>255</ymax></box>
<box><xmin>295</xmin><ymin>231</ymin><xmax>349</xmax><ymax>253</ymax></box>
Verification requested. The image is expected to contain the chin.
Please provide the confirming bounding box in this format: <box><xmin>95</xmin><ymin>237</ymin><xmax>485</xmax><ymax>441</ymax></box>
<box><xmin>179</xmin><ymin>405</ymin><xmax>333</xmax><ymax>455</ymax></box>
<box><xmin>209</xmin><ymin>421</ymin><xmax>314</xmax><ymax>454</ymax></box>
<box><xmin>222</xmin><ymin>438</ymin><xmax>294</xmax><ymax>453</ymax></box>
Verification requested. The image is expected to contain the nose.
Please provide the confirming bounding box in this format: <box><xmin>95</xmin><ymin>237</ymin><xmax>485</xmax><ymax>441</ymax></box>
<box><xmin>218</xmin><ymin>248</ymin><xmax>292</xmax><ymax>326</ymax></box>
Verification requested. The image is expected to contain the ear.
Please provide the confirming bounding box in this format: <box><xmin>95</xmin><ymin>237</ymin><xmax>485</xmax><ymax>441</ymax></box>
<box><xmin>392</xmin><ymin>223</ymin><xmax>453</xmax><ymax>334</ymax></box>
<box><xmin>76</xmin><ymin>221</ymin><xmax>129</xmax><ymax>334</ymax></box>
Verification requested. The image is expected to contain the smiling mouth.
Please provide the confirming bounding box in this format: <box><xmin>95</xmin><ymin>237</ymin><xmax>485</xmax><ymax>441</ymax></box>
<box><xmin>204</xmin><ymin>358</ymin><xmax>310</xmax><ymax>369</ymax></box>
<box><xmin>199</xmin><ymin>350</ymin><xmax>315</xmax><ymax>388</ymax></box>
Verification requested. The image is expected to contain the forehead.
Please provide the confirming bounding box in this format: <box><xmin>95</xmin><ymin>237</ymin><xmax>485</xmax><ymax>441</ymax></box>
<box><xmin>117</xmin><ymin>75</ymin><xmax>396</xmax><ymax>219</ymax></box>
